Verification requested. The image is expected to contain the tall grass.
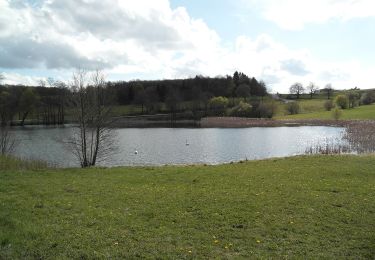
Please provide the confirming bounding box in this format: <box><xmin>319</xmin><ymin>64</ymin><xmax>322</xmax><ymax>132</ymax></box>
<box><xmin>0</xmin><ymin>155</ymin><xmax>48</xmax><ymax>171</ymax></box>
<box><xmin>306</xmin><ymin>121</ymin><xmax>375</xmax><ymax>155</ymax></box>
<box><xmin>345</xmin><ymin>120</ymin><xmax>375</xmax><ymax>153</ymax></box>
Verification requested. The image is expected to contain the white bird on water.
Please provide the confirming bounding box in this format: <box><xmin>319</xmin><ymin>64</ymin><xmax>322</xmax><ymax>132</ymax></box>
<box><xmin>134</xmin><ymin>150</ymin><xmax>138</xmax><ymax>154</ymax></box>
<box><xmin>185</xmin><ymin>139</ymin><xmax>189</xmax><ymax>146</ymax></box>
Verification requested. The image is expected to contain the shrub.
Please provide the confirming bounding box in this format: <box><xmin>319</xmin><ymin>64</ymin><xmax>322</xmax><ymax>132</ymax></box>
<box><xmin>347</xmin><ymin>91</ymin><xmax>360</xmax><ymax>108</ymax></box>
<box><xmin>208</xmin><ymin>96</ymin><xmax>229</xmax><ymax>110</ymax></box>
<box><xmin>324</xmin><ymin>100</ymin><xmax>334</xmax><ymax>111</ymax></box>
<box><xmin>256</xmin><ymin>103</ymin><xmax>277</xmax><ymax>118</ymax></box>
<box><xmin>360</xmin><ymin>91</ymin><xmax>375</xmax><ymax>105</ymax></box>
<box><xmin>229</xmin><ymin>101</ymin><xmax>252</xmax><ymax>117</ymax></box>
<box><xmin>335</xmin><ymin>95</ymin><xmax>349</xmax><ymax>109</ymax></box>
<box><xmin>286</xmin><ymin>102</ymin><xmax>300</xmax><ymax>115</ymax></box>
<box><xmin>332</xmin><ymin>108</ymin><xmax>342</xmax><ymax>120</ymax></box>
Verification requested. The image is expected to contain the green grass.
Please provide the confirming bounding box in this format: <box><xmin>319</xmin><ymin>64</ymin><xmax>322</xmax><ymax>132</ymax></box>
<box><xmin>0</xmin><ymin>155</ymin><xmax>374</xmax><ymax>258</ymax></box>
<box><xmin>0</xmin><ymin>156</ymin><xmax>48</xmax><ymax>171</ymax></box>
<box><xmin>277</xmin><ymin>103</ymin><xmax>375</xmax><ymax>120</ymax></box>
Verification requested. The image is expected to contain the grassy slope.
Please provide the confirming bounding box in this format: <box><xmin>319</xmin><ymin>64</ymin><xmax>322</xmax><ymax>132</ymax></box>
<box><xmin>0</xmin><ymin>155</ymin><xmax>374</xmax><ymax>259</ymax></box>
<box><xmin>277</xmin><ymin>103</ymin><xmax>375</xmax><ymax>120</ymax></box>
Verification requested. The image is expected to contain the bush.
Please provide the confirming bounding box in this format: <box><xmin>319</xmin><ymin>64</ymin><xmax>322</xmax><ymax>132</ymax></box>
<box><xmin>324</xmin><ymin>100</ymin><xmax>334</xmax><ymax>111</ymax></box>
<box><xmin>256</xmin><ymin>102</ymin><xmax>277</xmax><ymax>118</ymax></box>
<box><xmin>286</xmin><ymin>102</ymin><xmax>300</xmax><ymax>115</ymax></box>
<box><xmin>332</xmin><ymin>108</ymin><xmax>342</xmax><ymax>120</ymax></box>
<box><xmin>228</xmin><ymin>101</ymin><xmax>252</xmax><ymax>117</ymax></box>
<box><xmin>360</xmin><ymin>91</ymin><xmax>375</xmax><ymax>105</ymax></box>
<box><xmin>347</xmin><ymin>91</ymin><xmax>360</xmax><ymax>108</ymax></box>
<box><xmin>208</xmin><ymin>96</ymin><xmax>229</xmax><ymax>110</ymax></box>
<box><xmin>335</xmin><ymin>95</ymin><xmax>349</xmax><ymax>109</ymax></box>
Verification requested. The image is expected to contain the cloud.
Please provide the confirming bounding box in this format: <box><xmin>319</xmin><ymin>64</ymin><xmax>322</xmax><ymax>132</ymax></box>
<box><xmin>244</xmin><ymin>0</ymin><xmax>375</xmax><ymax>30</ymax></box>
<box><xmin>280</xmin><ymin>59</ymin><xmax>310</xmax><ymax>76</ymax></box>
<box><xmin>0</xmin><ymin>72</ymin><xmax>45</xmax><ymax>86</ymax></box>
<box><xmin>0</xmin><ymin>37</ymin><xmax>109</xmax><ymax>69</ymax></box>
<box><xmin>0</xmin><ymin>0</ymin><xmax>374</xmax><ymax>92</ymax></box>
<box><xmin>0</xmin><ymin>0</ymin><xmax>219</xmax><ymax>72</ymax></box>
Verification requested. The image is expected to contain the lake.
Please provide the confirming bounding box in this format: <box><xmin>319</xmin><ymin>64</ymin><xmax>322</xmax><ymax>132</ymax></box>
<box><xmin>9</xmin><ymin>126</ymin><xmax>347</xmax><ymax>167</ymax></box>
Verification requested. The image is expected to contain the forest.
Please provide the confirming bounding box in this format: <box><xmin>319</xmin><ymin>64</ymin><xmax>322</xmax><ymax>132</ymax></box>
<box><xmin>0</xmin><ymin>71</ymin><xmax>269</xmax><ymax>126</ymax></box>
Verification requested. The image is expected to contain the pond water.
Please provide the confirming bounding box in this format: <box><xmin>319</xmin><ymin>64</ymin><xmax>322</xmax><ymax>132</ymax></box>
<box><xmin>9</xmin><ymin>126</ymin><xmax>346</xmax><ymax>167</ymax></box>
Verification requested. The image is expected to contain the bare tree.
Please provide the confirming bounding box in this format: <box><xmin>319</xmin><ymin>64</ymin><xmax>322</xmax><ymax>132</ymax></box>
<box><xmin>324</xmin><ymin>83</ymin><xmax>334</xmax><ymax>100</ymax></box>
<box><xmin>0</xmin><ymin>126</ymin><xmax>17</xmax><ymax>155</ymax></box>
<box><xmin>307</xmin><ymin>82</ymin><xmax>319</xmax><ymax>99</ymax></box>
<box><xmin>289</xmin><ymin>83</ymin><xmax>304</xmax><ymax>99</ymax></box>
<box><xmin>66</xmin><ymin>69</ymin><xmax>117</xmax><ymax>168</ymax></box>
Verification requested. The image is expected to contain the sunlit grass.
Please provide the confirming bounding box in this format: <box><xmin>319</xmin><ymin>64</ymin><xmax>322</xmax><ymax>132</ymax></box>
<box><xmin>276</xmin><ymin>103</ymin><xmax>375</xmax><ymax>120</ymax></box>
<box><xmin>0</xmin><ymin>155</ymin><xmax>374</xmax><ymax>258</ymax></box>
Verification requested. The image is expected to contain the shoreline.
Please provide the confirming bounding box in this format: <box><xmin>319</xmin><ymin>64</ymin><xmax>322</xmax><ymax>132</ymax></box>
<box><xmin>200</xmin><ymin>117</ymin><xmax>375</xmax><ymax>128</ymax></box>
<box><xmin>7</xmin><ymin>116</ymin><xmax>375</xmax><ymax>128</ymax></box>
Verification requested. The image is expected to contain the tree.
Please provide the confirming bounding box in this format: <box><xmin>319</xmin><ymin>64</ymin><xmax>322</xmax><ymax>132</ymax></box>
<box><xmin>0</xmin><ymin>126</ymin><xmax>17</xmax><ymax>155</ymax></box>
<box><xmin>144</xmin><ymin>86</ymin><xmax>159</xmax><ymax>113</ymax></box>
<box><xmin>199</xmin><ymin>91</ymin><xmax>213</xmax><ymax>114</ymax></box>
<box><xmin>133</xmin><ymin>83</ymin><xmax>145</xmax><ymax>114</ymax></box>
<box><xmin>208</xmin><ymin>96</ymin><xmax>229</xmax><ymax>111</ymax></box>
<box><xmin>347</xmin><ymin>90</ymin><xmax>360</xmax><ymax>108</ymax></box>
<box><xmin>258</xmin><ymin>80</ymin><xmax>268</xmax><ymax>101</ymax></box>
<box><xmin>236</xmin><ymin>83</ymin><xmax>251</xmax><ymax>101</ymax></box>
<box><xmin>19</xmin><ymin>88</ymin><xmax>40</xmax><ymax>126</ymax></box>
<box><xmin>0</xmin><ymin>88</ymin><xmax>20</xmax><ymax>126</ymax></box>
<box><xmin>66</xmin><ymin>69</ymin><xmax>116</xmax><ymax>168</ymax></box>
<box><xmin>229</xmin><ymin>101</ymin><xmax>252</xmax><ymax>117</ymax></box>
<box><xmin>289</xmin><ymin>83</ymin><xmax>304</xmax><ymax>99</ymax></box>
<box><xmin>335</xmin><ymin>95</ymin><xmax>349</xmax><ymax>109</ymax></box>
<box><xmin>307</xmin><ymin>82</ymin><xmax>319</xmax><ymax>99</ymax></box>
<box><xmin>165</xmin><ymin>88</ymin><xmax>181</xmax><ymax>113</ymax></box>
<box><xmin>360</xmin><ymin>91</ymin><xmax>375</xmax><ymax>105</ymax></box>
<box><xmin>324</xmin><ymin>84</ymin><xmax>333</xmax><ymax>99</ymax></box>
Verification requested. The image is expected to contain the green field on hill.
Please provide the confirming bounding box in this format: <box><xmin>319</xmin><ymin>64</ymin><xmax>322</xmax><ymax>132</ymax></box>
<box><xmin>1</xmin><ymin>155</ymin><xmax>374</xmax><ymax>258</ymax></box>
<box><xmin>277</xmin><ymin>103</ymin><xmax>375</xmax><ymax>120</ymax></box>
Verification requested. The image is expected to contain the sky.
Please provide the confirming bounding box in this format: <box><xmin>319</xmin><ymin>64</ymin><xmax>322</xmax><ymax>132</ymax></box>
<box><xmin>1</xmin><ymin>0</ymin><xmax>375</xmax><ymax>93</ymax></box>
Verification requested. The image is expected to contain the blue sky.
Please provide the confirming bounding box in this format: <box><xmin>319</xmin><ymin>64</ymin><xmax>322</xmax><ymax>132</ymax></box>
<box><xmin>1</xmin><ymin>0</ymin><xmax>375</xmax><ymax>92</ymax></box>
<box><xmin>171</xmin><ymin>0</ymin><xmax>375</xmax><ymax>65</ymax></box>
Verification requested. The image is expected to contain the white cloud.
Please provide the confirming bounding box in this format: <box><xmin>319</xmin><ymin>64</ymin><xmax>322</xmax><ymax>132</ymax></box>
<box><xmin>0</xmin><ymin>0</ymin><xmax>374</xmax><ymax>92</ymax></box>
<box><xmin>1</xmin><ymin>72</ymin><xmax>45</xmax><ymax>86</ymax></box>
<box><xmin>244</xmin><ymin>0</ymin><xmax>375</xmax><ymax>30</ymax></box>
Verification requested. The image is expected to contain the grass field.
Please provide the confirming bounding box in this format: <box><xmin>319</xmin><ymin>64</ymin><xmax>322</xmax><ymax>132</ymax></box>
<box><xmin>1</xmin><ymin>155</ymin><xmax>374</xmax><ymax>258</ymax></box>
<box><xmin>277</xmin><ymin>103</ymin><xmax>375</xmax><ymax>120</ymax></box>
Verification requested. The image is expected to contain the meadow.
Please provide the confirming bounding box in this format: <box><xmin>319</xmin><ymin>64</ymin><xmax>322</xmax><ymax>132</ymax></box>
<box><xmin>0</xmin><ymin>155</ymin><xmax>374</xmax><ymax>259</ymax></box>
<box><xmin>276</xmin><ymin>101</ymin><xmax>375</xmax><ymax>120</ymax></box>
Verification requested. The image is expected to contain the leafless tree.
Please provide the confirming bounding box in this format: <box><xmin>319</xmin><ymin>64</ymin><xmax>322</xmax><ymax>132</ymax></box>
<box><xmin>289</xmin><ymin>82</ymin><xmax>304</xmax><ymax>99</ymax></box>
<box><xmin>324</xmin><ymin>83</ymin><xmax>334</xmax><ymax>100</ymax></box>
<box><xmin>66</xmin><ymin>69</ymin><xmax>117</xmax><ymax>168</ymax></box>
<box><xmin>307</xmin><ymin>82</ymin><xmax>319</xmax><ymax>99</ymax></box>
<box><xmin>0</xmin><ymin>126</ymin><xmax>17</xmax><ymax>155</ymax></box>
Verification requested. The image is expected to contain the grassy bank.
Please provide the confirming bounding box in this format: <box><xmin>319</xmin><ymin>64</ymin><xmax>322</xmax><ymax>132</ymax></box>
<box><xmin>0</xmin><ymin>155</ymin><xmax>374</xmax><ymax>258</ymax></box>
<box><xmin>277</xmin><ymin>103</ymin><xmax>375</xmax><ymax>120</ymax></box>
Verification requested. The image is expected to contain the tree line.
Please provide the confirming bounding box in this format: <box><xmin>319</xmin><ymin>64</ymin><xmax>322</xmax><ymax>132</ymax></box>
<box><xmin>0</xmin><ymin>71</ymin><xmax>268</xmax><ymax>126</ymax></box>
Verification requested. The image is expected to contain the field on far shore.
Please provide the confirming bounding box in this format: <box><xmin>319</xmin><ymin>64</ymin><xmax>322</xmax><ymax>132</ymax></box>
<box><xmin>0</xmin><ymin>155</ymin><xmax>374</xmax><ymax>259</ymax></box>
<box><xmin>276</xmin><ymin>102</ymin><xmax>375</xmax><ymax>120</ymax></box>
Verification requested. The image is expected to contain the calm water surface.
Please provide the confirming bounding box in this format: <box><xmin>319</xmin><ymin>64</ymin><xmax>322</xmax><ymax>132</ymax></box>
<box><xmin>11</xmin><ymin>126</ymin><xmax>346</xmax><ymax>167</ymax></box>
